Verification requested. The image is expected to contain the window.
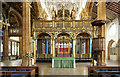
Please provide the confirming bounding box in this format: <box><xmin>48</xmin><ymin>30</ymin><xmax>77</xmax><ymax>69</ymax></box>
<box><xmin>12</xmin><ymin>42</ymin><xmax>15</xmax><ymax>55</ymax></box>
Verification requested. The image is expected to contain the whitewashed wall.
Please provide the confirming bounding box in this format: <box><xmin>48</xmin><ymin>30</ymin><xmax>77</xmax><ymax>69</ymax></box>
<box><xmin>118</xmin><ymin>16</ymin><xmax>120</xmax><ymax>61</ymax></box>
<box><xmin>106</xmin><ymin>17</ymin><xmax>119</xmax><ymax>60</ymax></box>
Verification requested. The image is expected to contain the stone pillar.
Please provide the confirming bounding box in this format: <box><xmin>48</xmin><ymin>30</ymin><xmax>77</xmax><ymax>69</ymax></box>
<box><xmin>97</xmin><ymin>1</ymin><xmax>106</xmax><ymax>63</ymax></box>
<box><xmin>3</xmin><ymin>6</ymin><xmax>9</xmax><ymax>60</ymax></box>
<box><xmin>22</xmin><ymin>2</ymin><xmax>31</xmax><ymax>66</ymax></box>
<box><xmin>3</xmin><ymin>26</ymin><xmax>8</xmax><ymax>60</ymax></box>
<box><xmin>19</xmin><ymin>37</ymin><xmax>22</xmax><ymax>58</ymax></box>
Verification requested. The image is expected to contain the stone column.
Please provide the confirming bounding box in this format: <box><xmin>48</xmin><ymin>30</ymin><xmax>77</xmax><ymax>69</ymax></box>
<box><xmin>97</xmin><ymin>1</ymin><xmax>106</xmax><ymax>63</ymax></box>
<box><xmin>3</xmin><ymin>26</ymin><xmax>8</xmax><ymax>60</ymax></box>
<box><xmin>19</xmin><ymin>37</ymin><xmax>22</xmax><ymax>58</ymax></box>
<box><xmin>3</xmin><ymin>6</ymin><xmax>9</xmax><ymax>60</ymax></box>
<box><xmin>22</xmin><ymin>2</ymin><xmax>31</xmax><ymax>66</ymax></box>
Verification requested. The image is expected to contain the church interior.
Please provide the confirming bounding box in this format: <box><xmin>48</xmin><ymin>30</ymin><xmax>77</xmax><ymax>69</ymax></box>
<box><xmin>0</xmin><ymin>0</ymin><xmax>120</xmax><ymax>76</ymax></box>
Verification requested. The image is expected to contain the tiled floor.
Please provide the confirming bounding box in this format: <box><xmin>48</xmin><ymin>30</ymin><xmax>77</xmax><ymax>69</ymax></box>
<box><xmin>0</xmin><ymin>59</ymin><xmax>119</xmax><ymax>75</ymax></box>
<box><xmin>106</xmin><ymin>60</ymin><xmax>120</xmax><ymax>66</ymax></box>
<box><xmin>35</xmin><ymin>62</ymin><xmax>90</xmax><ymax>75</ymax></box>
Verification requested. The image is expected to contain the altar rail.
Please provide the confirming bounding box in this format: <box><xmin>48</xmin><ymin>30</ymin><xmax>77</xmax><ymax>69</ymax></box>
<box><xmin>88</xmin><ymin>66</ymin><xmax>120</xmax><ymax>77</ymax></box>
<box><xmin>33</xmin><ymin>20</ymin><xmax>93</xmax><ymax>33</ymax></box>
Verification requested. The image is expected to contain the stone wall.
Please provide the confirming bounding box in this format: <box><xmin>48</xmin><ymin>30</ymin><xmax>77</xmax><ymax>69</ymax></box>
<box><xmin>106</xmin><ymin>17</ymin><xmax>119</xmax><ymax>60</ymax></box>
<box><xmin>118</xmin><ymin>15</ymin><xmax>120</xmax><ymax>62</ymax></box>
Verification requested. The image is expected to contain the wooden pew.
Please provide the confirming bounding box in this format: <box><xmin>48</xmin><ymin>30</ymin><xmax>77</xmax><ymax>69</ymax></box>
<box><xmin>93</xmin><ymin>69</ymin><xmax>120</xmax><ymax>77</ymax></box>
<box><xmin>0</xmin><ymin>69</ymin><xmax>35</xmax><ymax>77</ymax></box>
<box><xmin>88</xmin><ymin>66</ymin><xmax>120</xmax><ymax>77</ymax></box>
<box><xmin>0</xmin><ymin>66</ymin><xmax>40</xmax><ymax>77</ymax></box>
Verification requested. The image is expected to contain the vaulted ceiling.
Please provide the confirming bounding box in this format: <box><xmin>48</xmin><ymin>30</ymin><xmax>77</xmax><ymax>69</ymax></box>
<box><xmin>5</xmin><ymin>2</ymin><xmax>40</xmax><ymax>20</ymax></box>
<box><xmin>2</xmin><ymin>1</ymin><xmax>120</xmax><ymax>23</ymax></box>
<box><xmin>38</xmin><ymin>0</ymin><xmax>88</xmax><ymax>20</ymax></box>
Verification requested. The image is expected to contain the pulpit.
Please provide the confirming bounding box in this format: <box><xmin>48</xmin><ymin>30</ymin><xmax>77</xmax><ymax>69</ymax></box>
<box><xmin>91</xmin><ymin>20</ymin><xmax>106</xmax><ymax>66</ymax></box>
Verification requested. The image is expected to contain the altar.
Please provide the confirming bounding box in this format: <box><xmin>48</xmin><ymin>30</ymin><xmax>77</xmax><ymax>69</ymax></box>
<box><xmin>52</xmin><ymin>57</ymin><xmax>76</xmax><ymax>68</ymax></box>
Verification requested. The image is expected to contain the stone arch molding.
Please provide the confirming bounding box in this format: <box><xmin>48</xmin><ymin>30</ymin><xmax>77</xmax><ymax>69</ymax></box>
<box><xmin>36</xmin><ymin>32</ymin><xmax>52</xmax><ymax>39</ymax></box>
<box><xmin>56</xmin><ymin>32</ymin><xmax>72</xmax><ymax>38</ymax></box>
<box><xmin>107</xmin><ymin>39</ymin><xmax>115</xmax><ymax>60</ymax></box>
<box><xmin>116</xmin><ymin>39</ymin><xmax>120</xmax><ymax>61</ymax></box>
<box><xmin>9</xmin><ymin>7</ymin><xmax>22</xmax><ymax>26</ymax></box>
<box><xmin>75</xmin><ymin>32</ymin><xmax>93</xmax><ymax>39</ymax></box>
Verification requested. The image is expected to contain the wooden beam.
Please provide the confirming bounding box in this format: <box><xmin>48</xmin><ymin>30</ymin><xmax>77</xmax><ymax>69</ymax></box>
<box><xmin>106</xmin><ymin>2</ymin><xmax>113</xmax><ymax>8</ymax></box>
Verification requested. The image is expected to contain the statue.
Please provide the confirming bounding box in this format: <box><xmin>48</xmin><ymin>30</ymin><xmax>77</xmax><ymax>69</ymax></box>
<box><xmin>52</xmin><ymin>7</ymin><xmax>55</xmax><ymax>20</ymax></box>
<box><xmin>43</xmin><ymin>14</ymin><xmax>47</xmax><ymax>20</ymax></box>
<box><xmin>43</xmin><ymin>9</ymin><xmax>47</xmax><ymax>20</ymax></box>
<box><xmin>71</xmin><ymin>7</ymin><xmax>75</xmax><ymax>19</ymax></box>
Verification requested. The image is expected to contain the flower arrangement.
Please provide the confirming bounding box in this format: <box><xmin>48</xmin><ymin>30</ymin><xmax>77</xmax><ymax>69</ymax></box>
<box><xmin>23</xmin><ymin>51</ymin><xmax>33</xmax><ymax>59</ymax></box>
<box><xmin>23</xmin><ymin>51</ymin><xmax>34</xmax><ymax>66</ymax></box>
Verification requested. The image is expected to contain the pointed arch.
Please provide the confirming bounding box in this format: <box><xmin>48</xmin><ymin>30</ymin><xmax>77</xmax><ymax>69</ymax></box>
<box><xmin>36</xmin><ymin>32</ymin><xmax>51</xmax><ymax>39</ymax></box>
<box><xmin>107</xmin><ymin>39</ymin><xmax>115</xmax><ymax>60</ymax></box>
<box><xmin>116</xmin><ymin>39</ymin><xmax>120</xmax><ymax>61</ymax></box>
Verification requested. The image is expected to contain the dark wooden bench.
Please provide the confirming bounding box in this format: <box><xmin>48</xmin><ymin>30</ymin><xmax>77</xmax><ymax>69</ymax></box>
<box><xmin>0</xmin><ymin>69</ymin><xmax>35</xmax><ymax>77</ymax></box>
<box><xmin>0</xmin><ymin>66</ymin><xmax>40</xmax><ymax>77</ymax></box>
<box><xmin>88</xmin><ymin>66</ymin><xmax>120</xmax><ymax>77</ymax></box>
